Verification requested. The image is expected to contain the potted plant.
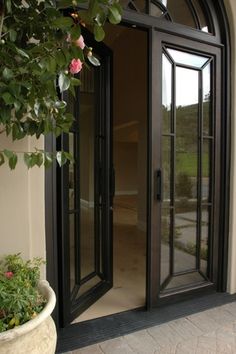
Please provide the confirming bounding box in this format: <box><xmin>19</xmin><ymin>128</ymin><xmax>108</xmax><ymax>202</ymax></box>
<box><xmin>0</xmin><ymin>254</ymin><xmax>56</xmax><ymax>354</ymax></box>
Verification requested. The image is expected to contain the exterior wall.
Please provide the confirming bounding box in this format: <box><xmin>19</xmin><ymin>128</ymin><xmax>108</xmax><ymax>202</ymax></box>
<box><xmin>0</xmin><ymin>136</ymin><xmax>46</xmax><ymax>278</ymax></box>
<box><xmin>225</xmin><ymin>0</ymin><xmax>236</xmax><ymax>293</ymax></box>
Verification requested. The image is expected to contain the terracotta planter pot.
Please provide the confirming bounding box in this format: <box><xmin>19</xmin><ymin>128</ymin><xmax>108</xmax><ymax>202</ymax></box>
<box><xmin>0</xmin><ymin>280</ymin><xmax>57</xmax><ymax>354</ymax></box>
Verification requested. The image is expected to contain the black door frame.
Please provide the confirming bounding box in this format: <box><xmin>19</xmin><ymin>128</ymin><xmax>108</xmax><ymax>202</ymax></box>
<box><xmin>150</xmin><ymin>31</ymin><xmax>222</xmax><ymax>307</ymax></box>
<box><xmin>45</xmin><ymin>0</ymin><xmax>231</xmax><ymax>328</ymax></box>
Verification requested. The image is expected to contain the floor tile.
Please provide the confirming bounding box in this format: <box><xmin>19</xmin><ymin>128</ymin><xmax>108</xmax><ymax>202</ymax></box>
<box><xmin>124</xmin><ymin>329</ymin><xmax>160</xmax><ymax>353</ymax></box>
<box><xmin>99</xmin><ymin>338</ymin><xmax>135</xmax><ymax>354</ymax></box>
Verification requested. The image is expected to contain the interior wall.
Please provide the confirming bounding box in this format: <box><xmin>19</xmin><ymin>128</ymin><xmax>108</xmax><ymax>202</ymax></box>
<box><xmin>224</xmin><ymin>0</ymin><xmax>236</xmax><ymax>294</ymax></box>
<box><xmin>113</xmin><ymin>142</ymin><xmax>138</xmax><ymax>194</ymax></box>
<box><xmin>0</xmin><ymin>135</ymin><xmax>46</xmax><ymax>277</ymax></box>
<box><xmin>106</xmin><ymin>26</ymin><xmax>147</xmax><ymax>227</ymax></box>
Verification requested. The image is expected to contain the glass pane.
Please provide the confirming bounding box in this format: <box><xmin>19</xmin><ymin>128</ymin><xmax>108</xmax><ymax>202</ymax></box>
<box><xmin>203</xmin><ymin>63</ymin><xmax>212</xmax><ymax>136</ymax></box>
<box><xmin>80</xmin><ymin>66</ymin><xmax>96</xmax><ymax>280</ymax></box>
<box><xmin>69</xmin><ymin>133</ymin><xmax>74</xmax><ymax>210</ymax></box>
<box><xmin>70</xmin><ymin>213</ymin><xmax>75</xmax><ymax>291</ymax></box>
<box><xmin>166</xmin><ymin>271</ymin><xmax>205</xmax><ymax>289</ymax></box>
<box><xmin>175</xmin><ymin>67</ymin><xmax>198</xmax><ymax>273</ymax></box>
<box><xmin>161</xmin><ymin>207</ymin><xmax>171</xmax><ymax>285</ymax></box>
<box><xmin>150</xmin><ymin>2</ymin><xmax>164</xmax><ymax>18</ymax></box>
<box><xmin>174</xmin><ymin>202</ymin><xmax>197</xmax><ymax>273</ymax></box>
<box><xmin>77</xmin><ymin>276</ymin><xmax>101</xmax><ymax>297</ymax></box>
<box><xmin>162</xmin><ymin>54</ymin><xmax>172</xmax><ymax>134</ymax></box>
<box><xmin>167</xmin><ymin>0</ymin><xmax>196</xmax><ymax>29</ymax></box>
<box><xmin>202</xmin><ymin>139</ymin><xmax>212</xmax><ymax>203</ymax></box>
<box><xmin>192</xmin><ymin>0</ymin><xmax>210</xmax><ymax>33</ymax></box>
<box><xmin>120</xmin><ymin>0</ymin><xmax>146</xmax><ymax>12</ymax></box>
<box><xmin>201</xmin><ymin>206</ymin><xmax>209</xmax><ymax>276</ymax></box>
<box><xmin>162</xmin><ymin>136</ymin><xmax>171</xmax><ymax>203</ymax></box>
<box><xmin>167</xmin><ymin>48</ymin><xmax>209</xmax><ymax>68</ymax></box>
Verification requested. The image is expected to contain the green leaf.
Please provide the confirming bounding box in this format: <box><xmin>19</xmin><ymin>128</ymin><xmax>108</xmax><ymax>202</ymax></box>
<box><xmin>9</xmin><ymin>155</ymin><xmax>18</xmax><ymax>170</ymax></box>
<box><xmin>71</xmin><ymin>26</ymin><xmax>81</xmax><ymax>40</ymax></box>
<box><xmin>9</xmin><ymin>29</ymin><xmax>17</xmax><ymax>42</ymax></box>
<box><xmin>70</xmin><ymin>77</ymin><xmax>81</xmax><ymax>86</ymax></box>
<box><xmin>0</xmin><ymin>153</ymin><xmax>5</xmax><ymax>166</ymax></box>
<box><xmin>87</xmin><ymin>55</ymin><xmax>100</xmax><ymax>66</ymax></box>
<box><xmin>2</xmin><ymin>92</ymin><xmax>15</xmax><ymax>105</ymax></box>
<box><xmin>3</xmin><ymin>149</ymin><xmax>14</xmax><ymax>159</ymax></box>
<box><xmin>55</xmin><ymin>100</ymin><xmax>67</xmax><ymax>109</ymax></box>
<box><xmin>55</xmin><ymin>50</ymin><xmax>67</xmax><ymax>67</ymax></box>
<box><xmin>15</xmin><ymin>47</ymin><xmax>30</xmax><ymax>59</ymax></box>
<box><xmin>94</xmin><ymin>25</ymin><xmax>105</xmax><ymax>42</ymax></box>
<box><xmin>24</xmin><ymin>153</ymin><xmax>31</xmax><ymax>168</ymax></box>
<box><xmin>94</xmin><ymin>11</ymin><xmax>106</xmax><ymax>26</ymax></box>
<box><xmin>35</xmin><ymin>153</ymin><xmax>44</xmax><ymax>167</ymax></box>
<box><xmin>24</xmin><ymin>153</ymin><xmax>39</xmax><ymax>168</ymax></box>
<box><xmin>44</xmin><ymin>153</ymin><xmax>53</xmax><ymax>168</ymax></box>
<box><xmin>6</xmin><ymin>0</ymin><xmax>12</xmax><ymax>13</ymax></box>
<box><xmin>0</xmin><ymin>108</ymin><xmax>11</xmax><ymax>124</ymax></box>
<box><xmin>47</xmin><ymin>57</ymin><xmax>57</xmax><ymax>72</ymax></box>
<box><xmin>4</xmin><ymin>150</ymin><xmax>17</xmax><ymax>170</ymax></box>
<box><xmin>58</xmin><ymin>73</ymin><xmax>70</xmax><ymax>92</ymax></box>
<box><xmin>12</xmin><ymin>123</ymin><xmax>24</xmax><ymax>140</ymax></box>
<box><xmin>64</xmin><ymin>151</ymin><xmax>75</xmax><ymax>163</ymax></box>
<box><xmin>3</xmin><ymin>68</ymin><xmax>14</xmax><ymax>80</ymax></box>
<box><xmin>52</xmin><ymin>17</ymin><xmax>74</xmax><ymax>29</ymax></box>
<box><xmin>56</xmin><ymin>151</ymin><xmax>67</xmax><ymax>167</ymax></box>
<box><xmin>108</xmin><ymin>6</ymin><xmax>122</xmax><ymax>24</ymax></box>
<box><xmin>57</xmin><ymin>0</ymin><xmax>75</xmax><ymax>8</ymax></box>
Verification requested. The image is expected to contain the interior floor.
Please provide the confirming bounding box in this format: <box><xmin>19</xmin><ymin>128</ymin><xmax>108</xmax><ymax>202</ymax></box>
<box><xmin>74</xmin><ymin>195</ymin><xmax>146</xmax><ymax>323</ymax></box>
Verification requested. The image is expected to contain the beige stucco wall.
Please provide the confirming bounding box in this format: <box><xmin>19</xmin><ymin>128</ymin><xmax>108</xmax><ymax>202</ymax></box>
<box><xmin>0</xmin><ymin>135</ymin><xmax>46</xmax><ymax>278</ymax></box>
<box><xmin>224</xmin><ymin>0</ymin><xmax>236</xmax><ymax>293</ymax></box>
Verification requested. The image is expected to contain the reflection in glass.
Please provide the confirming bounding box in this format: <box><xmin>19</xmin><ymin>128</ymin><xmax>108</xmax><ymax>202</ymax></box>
<box><xmin>70</xmin><ymin>214</ymin><xmax>75</xmax><ymax>291</ymax></box>
<box><xmin>119</xmin><ymin>0</ymin><xmax>146</xmax><ymax>12</ymax></box>
<box><xmin>203</xmin><ymin>63</ymin><xmax>212</xmax><ymax>135</ymax></box>
<box><xmin>166</xmin><ymin>271</ymin><xmax>204</xmax><ymax>289</ymax></box>
<box><xmin>176</xmin><ymin>66</ymin><xmax>199</xmax><ymax>106</ymax></box>
<box><xmin>80</xmin><ymin>66</ymin><xmax>96</xmax><ymax>280</ymax></box>
<box><xmin>69</xmin><ymin>133</ymin><xmax>74</xmax><ymax>211</ymax></box>
<box><xmin>162</xmin><ymin>54</ymin><xmax>172</xmax><ymax>134</ymax></box>
<box><xmin>162</xmin><ymin>137</ymin><xmax>171</xmax><ymax>203</ymax></box>
<box><xmin>202</xmin><ymin>139</ymin><xmax>211</xmax><ymax>203</ymax></box>
<box><xmin>77</xmin><ymin>276</ymin><xmax>101</xmax><ymax>297</ymax></box>
<box><xmin>201</xmin><ymin>206</ymin><xmax>209</xmax><ymax>276</ymax></box>
<box><xmin>175</xmin><ymin>67</ymin><xmax>198</xmax><ymax>274</ymax></box>
<box><xmin>167</xmin><ymin>0</ymin><xmax>196</xmax><ymax>29</ymax></box>
<box><xmin>150</xmin><ymin>2</ymin><xmax>164</xmax><ymax>18</ymax></box>
<box><xmin>192</xmin><ymin>0</ymin><xmax>210</xmax><ymax>32</ymax></box>
<box><xmin>167</xmin><ymin>48</ymin><xmax>209</xmax><ymax>68</ymax></box>
<box><xmin>161</xmin><ymin>207</ymin><xmax>170</xmax><ymax>285</ymax></box>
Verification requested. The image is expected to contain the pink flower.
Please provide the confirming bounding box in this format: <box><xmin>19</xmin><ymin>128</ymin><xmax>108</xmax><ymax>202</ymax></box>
<box><xmin>75</xmin><ymin>35</ymin><xmax>85</xmax><ymax>50</ymax></box>
<box><xmin>5</xmin><ymin>271</ymin><xmax>13</xmax><ymax>279</ymax></box>
<box><xmin>69</xmin><ymin>58</ymin><xmax>83</xmax><ymax>74</ymax></box>
<box><xmin>66</xmin><ymin>34</ymin><xmax>71</xmax><ymax>43</ymax></box>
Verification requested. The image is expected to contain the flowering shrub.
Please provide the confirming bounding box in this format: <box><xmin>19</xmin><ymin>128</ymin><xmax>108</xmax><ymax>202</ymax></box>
<box><xmin>0</xmin><ymin>0</ymin><xmax>122</xmax><ymax>169</ymax></box>
<box><xmin>0</xmin><ymin>254</ymin><xmax>45</xmax><ymax>332</ymax></box>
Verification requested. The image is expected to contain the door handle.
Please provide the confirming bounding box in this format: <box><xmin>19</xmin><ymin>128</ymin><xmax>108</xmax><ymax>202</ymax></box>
<box><xmin>156</xmin><ymin>169</ymin><xmax>162</xmax><ymax>201</ymax></box>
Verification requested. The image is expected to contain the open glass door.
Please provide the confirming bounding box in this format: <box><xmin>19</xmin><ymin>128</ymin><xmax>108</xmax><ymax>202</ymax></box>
<box><xmin>59</xmin><ymin>42</ymin><xmax>113</xmax><ymax>326</ymax></box>
<box><xmin>149</xmin><ymin>30</ymin><xmax>222</xmax><ymax>306</ymax></box>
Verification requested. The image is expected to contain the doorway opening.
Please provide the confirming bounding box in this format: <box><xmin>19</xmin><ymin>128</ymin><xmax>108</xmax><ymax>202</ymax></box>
<box><xmin>74</xmin><ymin>25</ymin><xmax>148</xmax><ymax>323</ymax></box>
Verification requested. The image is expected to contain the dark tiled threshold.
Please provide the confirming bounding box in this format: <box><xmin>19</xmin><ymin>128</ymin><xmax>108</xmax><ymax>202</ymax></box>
<box><xmin>56</xmin><ymin>292</ymin><xmax>236</xmax><ymax>353</ymax></box>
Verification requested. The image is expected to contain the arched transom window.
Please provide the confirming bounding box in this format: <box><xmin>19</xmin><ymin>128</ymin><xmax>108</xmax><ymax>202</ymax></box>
<box><xmin>120</xmin><ymin>0</ymin><xmax>213</xmax><ymax>33</ymax></box>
